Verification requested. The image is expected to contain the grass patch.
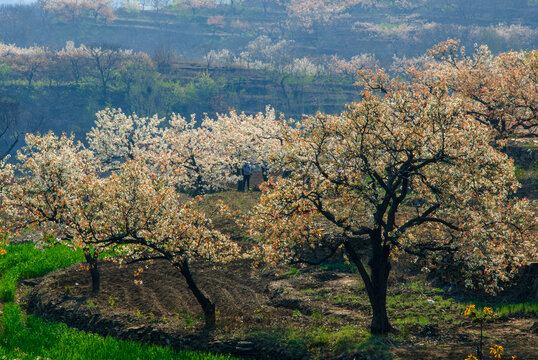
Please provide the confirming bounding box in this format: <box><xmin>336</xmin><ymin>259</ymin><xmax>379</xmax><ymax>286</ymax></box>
<box><xmin>388</xmin><ymin>284</ymin><xmax>460</xmax><ymax>330</ymax></box>
<box><xmin>494</xmin><ymin>302</ymin><xmax>538</xmax><ymax>318</ymax></box>
<box><xmin>0</xmin><ymin>243</ymin><xmax>84</xmax><ymax>302</ymax></box>
<box><xmin>249</xmin><ymin>324</ymin><xmax>373</xmax><ymax>359</ymax></box>
<box><xmin>0</xmin><ymin>303</ymin><xmax>236</xmax><ymax>360</ymax></box>
<box><xmin>463</xmin><ymin>301</ymin><xmax>538</xmax><ymax>319</ymax></box>
<box><xmin>196</xmin><ymin>191</ymin><xmax>260</xmax><ymax>238</ymax></box>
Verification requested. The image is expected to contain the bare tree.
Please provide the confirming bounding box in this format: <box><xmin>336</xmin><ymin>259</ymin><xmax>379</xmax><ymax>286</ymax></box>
<box><xmin>87</xmin><ymin>44</ymin><xmax>131</xmax><ymax>103</ymax></box>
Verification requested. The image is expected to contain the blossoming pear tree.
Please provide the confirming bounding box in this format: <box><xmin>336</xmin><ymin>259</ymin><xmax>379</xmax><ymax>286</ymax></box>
<box><xmin>7</xmin><ymin>132</ymin><xmax>105</xmax><ymax>294</ymax></box>
<box><xmin>248</xmin><ymin>72</ymin><xmax>537</xmax><ymax>335</ymax></box>
<box><xmin>195</xmin><ymin>106</ymin><xmax>283</xmax><ymax>188</ymax></box>
<box><xmin>154</xmin><ymin>106</ymin><xmax>282</xmax><ymax>193</ymax></box>
<box><xmin>95</xmin><ymin>159</ymin><xmax>241</xmax><ymax>328</ymax></box>
<box><xmin>7</xmin><ymin>133</ymin><xmax>241</xmax><ymax>327</ymax></box>
<box><xmin>86</xmin><ymin>106</ymin><xmax>282</xmax><ymax>194</ymax></box>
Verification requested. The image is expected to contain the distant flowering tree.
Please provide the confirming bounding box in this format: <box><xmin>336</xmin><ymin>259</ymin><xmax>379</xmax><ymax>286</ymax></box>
<box><xmin>244</xmin><ymin>36</ymin><xmax>295</xmax><ymax>73</ymax></box>
<box><xmin>286</xmin><ymin>0</ymin><xmax>364</xmax><ymax>30</ymax></box>
<box><xmin>57</xmin><ymin>41</ymin><xmax>91</xmax><ymax>85</ymax></box>
<box><xmin>86</xmin><ymin>45</ymin><xmax>134</xmax><ymax>102</ymax></box>
<box><xmin>86</xmin><ymin>107</ymin><xmax>165</xmax><ymax>171</ymax></box>
<box><xmin>325</xmin><ymin>53</ymin><xmax>379</xmax><ymax>76</ymax></box>
<box><xmin>0</xmin><ymin>43</ymin><xmax>50</xmax><ymax>87</ymax></box>
<box><xmin>45</xmin><ymin>0</ymin><xmax>114</xmax><ymax>23</ymax></box>
<box><xmin>160</xmin><ymin>106</ymin><xmax>282</xmax><ymax>193</ymax></box>
<box><xmin>85</xmin><ymin>107</ymin><xmax>282</xmax><ymax>194</ymax></box>
<box><xmin>203</xmin><ymin>48</ymin><xmax>233</xmax><ymax>68</ymax></box>
<box><xmin>207</xmin><ymin>15</ymin><xmax>226</xmax><ymax>34</ymax></box>
<box><xmin>248</xmin><ymin>68</ymin><xmax>537</xmax><ymax>334</ymax></box>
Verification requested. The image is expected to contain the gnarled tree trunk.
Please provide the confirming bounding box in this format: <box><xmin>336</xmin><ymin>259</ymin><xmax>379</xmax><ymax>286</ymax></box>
<box><xmin>345</xmin><ymin>237</ymin><xmax>393</xmax><ymax>335</ymax></box>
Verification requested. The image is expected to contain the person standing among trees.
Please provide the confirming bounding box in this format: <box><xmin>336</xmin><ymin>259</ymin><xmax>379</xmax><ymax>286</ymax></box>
<box><xmin>241</xmin><ymin>162</ymin><xmax>252</xmax><ymax>191</ymax></box>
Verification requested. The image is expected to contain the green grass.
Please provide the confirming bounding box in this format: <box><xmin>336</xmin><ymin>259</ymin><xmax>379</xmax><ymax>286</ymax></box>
<box><xmin>494</xmin><ymin>302</ymin><xmax>538</xmax><ymax>318</ymax></box>
<box><xmin>0</xmin><ymin>243</ymin><xmax>84</xmax><ymax>302</ymax></box>
<box><xmin>0</xmin><ymin>242</ymin><xmax>236</xmax><ymax>359</ymax></box>
<box><xmin>463</xmin><ymin>301</ymin><xmax>538</xmax><ymax>319</ymax></box>
<box><xmin>248</xmin><ymin>324</ymin><xmax>374</xmax><ymax>359</ymax></box>
<box><xmin>388</xmin><ymin>283</ymin><xmax>461</xmax><ymax>333</ymax></box>
<box><xmin>0</xmin><ymin>303</ymin><xmax>236</xmax><ymax>360</ymax></box>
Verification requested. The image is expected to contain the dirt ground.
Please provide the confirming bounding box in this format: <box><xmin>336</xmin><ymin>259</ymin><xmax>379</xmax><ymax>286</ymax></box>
<box><xmin>18</xmin><ymin>258</ymin><xmax>538</xmax><ymax>360</ymax></box>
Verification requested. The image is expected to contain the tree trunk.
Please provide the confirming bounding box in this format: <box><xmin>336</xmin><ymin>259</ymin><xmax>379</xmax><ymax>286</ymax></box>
<box><xmin>177</xmin><ymin>260</ymin><xmax>216</xmax><ymax>328</ymax></box>
<box><xmin>84</xmin><ymin>251</ymin><xmax>100</xmax><ymax>295</ymax></box>
<box><xmin>344</xmin><ymin>238</ymin><xmax>393</xmax><ymax>335</ymax></box>
<box><xmin>367</xmin><ymin>239</ymin><xmax>392</xmax><ymax>334</ymax></box>
<box><xmin>101</xmin><ymin>79</ymin><xmax>108</xmax><ymax>104</ymax></box>
<box><xmin>368</xmin><ymin>263</ymin><xmax>391</xmax><ymax>334</ymax></box>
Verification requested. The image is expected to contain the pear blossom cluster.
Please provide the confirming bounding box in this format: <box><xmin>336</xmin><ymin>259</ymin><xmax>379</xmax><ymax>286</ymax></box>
<box><xmin>202</xmin><ymin>36</ymin><xmax>379</xmax><ymax>76</ymax></box>
<box><xmin>405</xmin><ymin>40</ymin><xmax>538</xmax><ymax>139</ymax></box>
<box><xmin>86</xmin><ymin>106</ymin><xmax>283</xmax><ymax>193</ymax></box>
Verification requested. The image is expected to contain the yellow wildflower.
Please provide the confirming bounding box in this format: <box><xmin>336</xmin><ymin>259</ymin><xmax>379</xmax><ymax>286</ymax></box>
<box><xmin>464</xmin><ymin>304</ymin><xmax>476</xmax><ymax>317</ymax></box>
<box><xmin>490</xmin><ymin>344</ymin><xmax>504</xmax><ymax>359</ymax></box>
<box><xmin>483</xmin><ymin>307</ymin><xmax>493</xmax><ymax>317</ymax></box>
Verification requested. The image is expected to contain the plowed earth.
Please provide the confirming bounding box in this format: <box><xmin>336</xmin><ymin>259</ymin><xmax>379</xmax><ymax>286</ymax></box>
<box><xmin>16</xmin><ymin>258</ymin><xmax>538</xmax><ymax>360</ymax></box>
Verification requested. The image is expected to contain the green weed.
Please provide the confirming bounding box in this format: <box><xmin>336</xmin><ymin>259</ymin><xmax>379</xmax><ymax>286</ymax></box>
<box><xmin>464</xmin><ymin>301</ymin><xmax>538</xmax><ymax>319</ymax></box>
<box><xmin>283</xmin><ymin>267</ymin><xmax>301</xmax><ymax>278</ymax></box>
<box><xmin>176</xmin><ymin>308</ymin><xmax>199</xmax><ymax>328</ymax></box>
<box><xmin>135</xmin><ymin>309</ymin><xmax>145</xmax><ymax>320</ymax></box>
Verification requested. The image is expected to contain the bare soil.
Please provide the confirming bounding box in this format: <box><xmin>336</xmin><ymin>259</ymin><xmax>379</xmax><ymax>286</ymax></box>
<box><xmin>17</xmin><ymin>258</ymin><xmax>538</xmax><ymax>360</ymax></box>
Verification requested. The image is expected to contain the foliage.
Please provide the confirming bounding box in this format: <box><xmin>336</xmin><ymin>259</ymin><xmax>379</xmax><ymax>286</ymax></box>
<box><xmin>44</xmin><ymin>0</ymin><xmax>114</xmax><ymax>24</ymax></box>
<box><xmin>3</xmin><ymin>128</ymin><xmax>245</xmax><ymax>325</ymax></box>
<box><xmin>0</xmin><ymin>43</ymin><xmax>50</xmax><ymax>87</ymax></box>
<box><xmin>159</xmin><ymin>105</ymin><xmax>282</xmax><ymax>194</ymax></box>
<box><xmin>86</xmin><ymin>107</ymin><xmax>165</xmax><ymax>170</ymax></box>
